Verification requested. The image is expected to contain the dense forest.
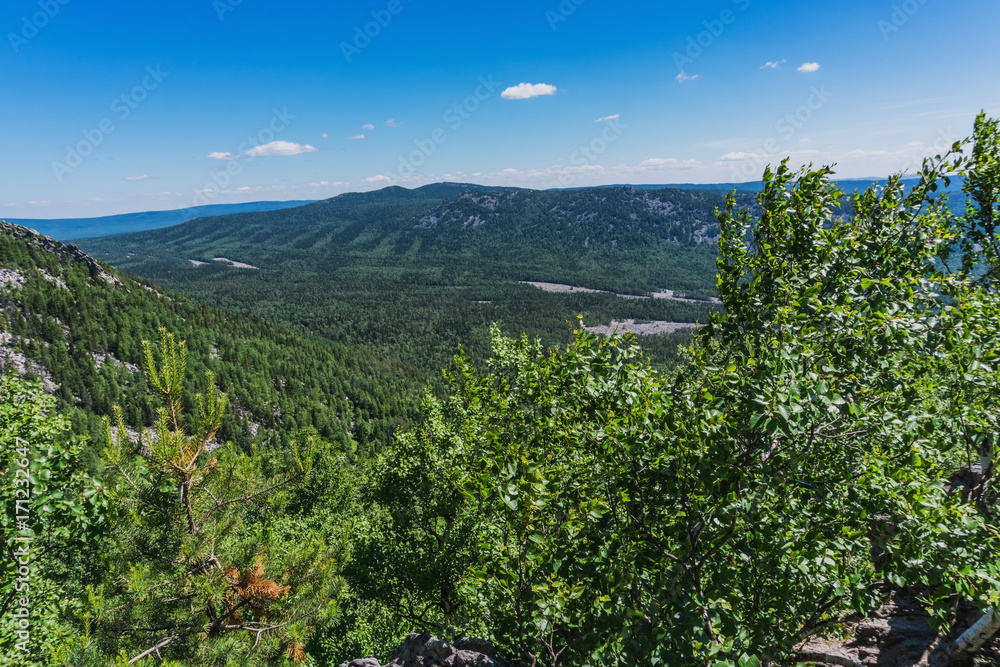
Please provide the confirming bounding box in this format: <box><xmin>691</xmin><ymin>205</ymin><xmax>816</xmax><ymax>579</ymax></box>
<box><xmin>1</xmin><ymin>112</ymin><xmax>1000</xmax><ymax>666</ymax></box>
<box><xmin>76</xmin><ymin>183</ymin><xmax>729</xmax><ymax>375</ymax></box>
<box><xmin>0</xmin><ymin>222</ymin><xmax>419</xmax><ymax>456</ymax></box>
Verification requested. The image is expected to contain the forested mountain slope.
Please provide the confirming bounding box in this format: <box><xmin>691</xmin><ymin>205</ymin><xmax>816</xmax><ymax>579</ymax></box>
<box><xmin>78</xmin><ymin>184</ymin><xmax>746</xmax><ymax>372</ymax></box>
<box><xmin>0</xmin><ymin>221</ymin><xmax>417</xmax><ymax>455</ymax></box>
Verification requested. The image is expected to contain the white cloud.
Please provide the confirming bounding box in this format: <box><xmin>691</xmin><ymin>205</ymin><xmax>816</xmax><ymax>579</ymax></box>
<box><xmin>797</xmin><ymin>62</ymin><xmax>821</xmax><ymax>73</ymax></box>
<box><xmin>349</xmin><ymin>134</ymin><xmax>366</xmax><ymax>140</ymax></box>
<box><xmin>639</xmin><ymin>158</ymin><xmax>699</xmax><ymax>169</ymax></box>
<box><xmin>123</xmin><ymin>174</ymin><xmax>150</xmax><ymax>181</ymax></box>
<box><xmin>386</xmin><ymin>119</ymin><xmax>401</xmax><ymax>128</ymax></box>
<box><xmin>718</xmin><ymin>151</ymin><xmax>760</xmax><ymax>162</ymax></box>
<box><xmin>363</xmin><ymin>175</ymin><xmax>391</xmax><ymax>183</ymax></box>
<box><xmin>362</xmin><ymin>123</ymin><xmax>375</xmax><ymax>130</ymax></box>
<box><xmin>501</xmin><ymin>83</ymin><xmax>558</xmax><ymax>100</ymax></box>
<box><xmin>595</xmin><ymin>114</ymin><xmax>620</xmax><ymax>122</ymax></box>
<box><xmin>676</xmin><ymin>72</ymin><xmax>701</xmax><ymax>83</ymax></box>
<box><xmin>322</xmin><ymin>133</ymin><xmax>329</xmax><ymax>139</ymax></box>
<box><xmin>6</xmin><ymin>200</ymin><xmax>50</xmax><ymax>207</ymax></box>
<box><xmin>209</xmin><ymin>141</ymin><xmax>317</xmax><ymax>160</ymax></box>
<box><xmin>760</xmin><ymin>59</ymin><xmax>786</xmax><ymax>69</ymax></box>
<box><xmin>243</xmin><ymin>140</ymin><xmax>318</xmax><ymax>158</ymax></box>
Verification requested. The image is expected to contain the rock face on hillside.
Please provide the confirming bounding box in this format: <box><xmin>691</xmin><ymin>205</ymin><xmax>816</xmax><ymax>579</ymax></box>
<box><xmin>414</xmin><ymin>186</ymin><xmax>740</xmax><ymax>249</ymax></box>
<box><xmin>800</xmin><ymin>591</ymin><xmax>1000</xmax><ymax>666</ymax></box>
<box><xmin>0</xmin><ymin>221</ymin><xmax>119</xmax><ymax>284</ymax></box>
<box><xmin>339</xmin><ymin>634</ymin><xmax>517</xmax><ymax>667</ymax></box>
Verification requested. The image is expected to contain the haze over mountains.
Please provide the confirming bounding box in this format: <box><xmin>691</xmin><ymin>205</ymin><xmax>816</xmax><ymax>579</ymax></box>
<box><xmin>5</xmin><ymin>200</ymin><xmax>316</xmax><ymax>241</ymax></box>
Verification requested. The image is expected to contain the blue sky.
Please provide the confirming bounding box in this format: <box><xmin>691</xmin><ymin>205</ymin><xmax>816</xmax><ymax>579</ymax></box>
<box><xmin>2</xmin><ymin>0</ymin><xmax>998</xmax><ymax>218</ymax></box>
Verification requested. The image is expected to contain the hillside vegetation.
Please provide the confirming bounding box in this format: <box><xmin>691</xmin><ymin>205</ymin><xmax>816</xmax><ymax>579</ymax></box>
<box><xmin>2</xmin><ymin>114</ymin><xmax>999</xmax><ymax>667</ymax></box>
<box><xmin>0</xmin><ymin>222</ymin><xmax>417</xmax><ymax>455</ymax></box>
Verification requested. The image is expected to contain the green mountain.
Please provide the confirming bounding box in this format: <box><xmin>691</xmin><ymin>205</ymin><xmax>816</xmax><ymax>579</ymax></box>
<box><xmin>77</xmin><ymin>184</ymin><xmax>750</xmax><ymax>374</ymax></box>
<box><xmin>0</xmin><ymin>221</ymin><xmax>418</xmax><ymax>456</ymax></box>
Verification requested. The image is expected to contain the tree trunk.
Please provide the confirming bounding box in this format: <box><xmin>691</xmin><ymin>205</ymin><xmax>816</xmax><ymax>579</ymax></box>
<box><xmin>946</xmin><ymin>608</ymin><xmax>1000</xmax><ymax>664</ymax></box>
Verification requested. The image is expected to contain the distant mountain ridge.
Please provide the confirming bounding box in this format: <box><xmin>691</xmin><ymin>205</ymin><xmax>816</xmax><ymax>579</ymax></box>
<box><xmin>557</xmin><ymin>175</ymin><xmax>964</xmax><ymax>194</ymax></box>
<box><xmin>71</xmin><ymin>175</ymin><xmax>967</xmax><ymax>377</ymax></box>
<box><xmin>10</xmin><ymin>175</ymin><xmax>967</xmax><ymax>243</ymax></box>
<box><xmin>5</xmin><ymin>200</ymin><xmax>315</xmax><ymax>241</ymax></box>
<box><xmin>79</xmin><ymin>183</ymin><xmax>755</xmax><ymax>294</ymax></box>
<box><xmin>75</xmin><ymin>183</ymin><xmax>738</xmax><ymax>377</ymax></box>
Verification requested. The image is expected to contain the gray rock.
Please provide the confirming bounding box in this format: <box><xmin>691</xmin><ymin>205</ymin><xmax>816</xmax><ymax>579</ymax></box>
<box><xmin>342</xmin><ymin>633</ymin><xmax>513</xmax><ymax>667</ymax></box>
<box><xmin>338</xmin><ymin>659</ymin><xmax>380</xmax><ymax>667</ymax></box>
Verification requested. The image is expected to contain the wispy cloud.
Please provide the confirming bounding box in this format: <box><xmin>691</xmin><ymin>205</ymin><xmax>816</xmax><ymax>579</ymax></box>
<box><xmin>501</xmin><ymin>83</ymin><xmax>558</xmax><ymax>100</ymax></box>
<box><xmin>349</xmin><ymin>134</ymin><xmax>366</xmax><ymax>140</ymax></box>
<box><xmin>386</xmin><ymin>119</ymin><xmax>401</xmax><ymax>128</ymax></box>
<box><xmin>363</xmin><ymin>174</ymin><xmax>391</xmax><ymax>183</ymax></box>
<box><xmin>207</xmin><ymin>141</ymin><xmax>318</xmax><ymax>160</ymax></box>
<box><xmin>123</xmin><ymin>174</ymin><xmax>150</xmax><ymax>181</ymax></box>
<box><xmin>676</xmin><ymin>72</ymin><xmax>701</xmax><ymax>83</ymax></box>
<box><xmin>321</xmin><ymin>133</ymin><xmax>329</xmax><ymax>139</ymax></box>
<box><xmin>640</xmin><ymin>158</ymin><xmax>699</xmax><ymax>169</ymax></box>
<box><xmin>797</xmin><ymin>62</ymin><xmax>821</xmax><ymax>73</ymax></box>
<box><xmin>760</xmin><ymin>59</ymin><xmax>787</xmax><ymax>69</ymax></box>
<box><xmin>595</xmin><ymin>114</ymin><xmax>620</xmax><ymax>122</ymax></box>
<box><xmin>362</xmin><ymin>123</ymin><xmax>375</xmax><ymax>130</ymax></box>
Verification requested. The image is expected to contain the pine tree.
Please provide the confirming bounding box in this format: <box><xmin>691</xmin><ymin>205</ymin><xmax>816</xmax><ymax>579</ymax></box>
<box><xmin>57</xmin><ymin>329</ymin><xmax>342</xmax><ymax>666</ymax></box>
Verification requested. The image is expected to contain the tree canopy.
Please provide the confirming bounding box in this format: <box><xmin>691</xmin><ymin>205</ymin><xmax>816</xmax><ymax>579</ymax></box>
<box><xmin>352</xmin><ymin>113</ymin><xmax>1000</xmax><ymax>666</ymax></box>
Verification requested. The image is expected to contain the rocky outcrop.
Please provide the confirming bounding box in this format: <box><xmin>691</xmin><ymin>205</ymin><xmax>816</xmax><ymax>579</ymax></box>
<box><xmin>799</xmin><ymin>591</ymin><xmax>1000</xmax><ymax>667</ymax></box>
<box><xmin>0</xmin><ymin>221</ymin><xmax>120</xmax><ymax>285</ymax></box>
<box><xmin>339</xmin><ymin>634</ymin><xmax>516</xmax><ymax>667</ymax></box>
